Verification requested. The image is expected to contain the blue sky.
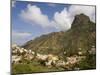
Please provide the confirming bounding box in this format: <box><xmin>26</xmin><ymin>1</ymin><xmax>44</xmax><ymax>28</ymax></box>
<box><xmin>12</xmin><ymin>1</ymin><xmax>95</xmax><ymax>45</ymax></box>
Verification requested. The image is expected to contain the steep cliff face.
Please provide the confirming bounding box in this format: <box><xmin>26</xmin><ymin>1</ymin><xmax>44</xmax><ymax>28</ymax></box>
<box><xmin>62</xmin><ymin>14</ymin><xmax>96</xmax><ymax>56</ymax></box>
<box><xmin>23</xmin><ymin>14</ymin><xmax>96</xmax><ymax>56</ymax></box>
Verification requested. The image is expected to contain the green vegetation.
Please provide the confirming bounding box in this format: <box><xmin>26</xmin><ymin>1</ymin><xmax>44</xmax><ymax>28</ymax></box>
<box><xmin>12</xmin><ymin>61</ymin><xmax>65</xmax><ymax>75</ymax></box>
<box><xmin>77</xmin><ymin>53</ymin><xmax>96</xmax><ymax>70</ymax></box>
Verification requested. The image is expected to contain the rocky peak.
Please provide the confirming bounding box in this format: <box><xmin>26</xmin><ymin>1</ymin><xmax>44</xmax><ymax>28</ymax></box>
<box><xmin>71</xmin><ymin>14</ymin><xmax>90</xmax><ymax>28</ymax></box>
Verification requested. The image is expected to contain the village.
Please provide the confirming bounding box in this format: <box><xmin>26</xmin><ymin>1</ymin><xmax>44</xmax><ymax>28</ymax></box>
<box><xmin>12</xmin><ymin>44</ymin><xmax>94</xmax><ymax>70</ymax></box>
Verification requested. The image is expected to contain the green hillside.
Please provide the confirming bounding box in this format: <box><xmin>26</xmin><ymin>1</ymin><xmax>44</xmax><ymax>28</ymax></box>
<box><xmin>23</xmin><ymin>14</ymin><xmax>96</xmax><ymax>57</ymax></box>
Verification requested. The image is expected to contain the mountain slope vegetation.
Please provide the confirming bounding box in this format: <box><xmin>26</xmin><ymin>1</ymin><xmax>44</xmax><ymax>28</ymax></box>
<box><xmin>23</xmin><ymin>14</ymin><xmax>96</xmax><ymax>57</ymax></box>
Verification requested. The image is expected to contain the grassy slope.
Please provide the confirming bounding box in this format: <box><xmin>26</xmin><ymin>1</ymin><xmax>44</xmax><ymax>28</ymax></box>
<box><xmin>12</xmin><ymin>61</ymin><xmax>65</xmax><ymax>75</ymax></box>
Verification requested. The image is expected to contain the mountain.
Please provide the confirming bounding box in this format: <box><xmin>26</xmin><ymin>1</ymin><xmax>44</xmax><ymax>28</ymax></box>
<box><xmin>23</xmin><ymin>14</ymin><xmax>96</xmax><ymax>57</ymax></box>
<box><xmin>23</xmin><ymin>31</ymin><xmax>65</xmax><ymax>55</ymax></box>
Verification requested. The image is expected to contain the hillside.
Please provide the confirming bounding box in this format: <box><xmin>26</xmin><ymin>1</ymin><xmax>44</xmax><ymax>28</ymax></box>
<box><xmin>23</xmin><ymin>14</ymin><xmax>96</xmax><ymax>57</ymax></box>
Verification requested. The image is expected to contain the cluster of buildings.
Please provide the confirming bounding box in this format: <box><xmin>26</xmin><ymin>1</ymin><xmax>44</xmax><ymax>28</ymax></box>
<box><xmin>12</xmin><ymin>44</ymin><xmax>91</xmax><ymax>70</ymax></box>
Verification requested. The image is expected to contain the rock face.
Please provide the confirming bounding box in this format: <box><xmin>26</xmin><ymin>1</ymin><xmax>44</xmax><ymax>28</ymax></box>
<box><xmin>23</xmin><ymin>14</ymin><xmax>96</xmax><ymax>57</ymax></box>
<box><xmin>71</xmin><ymin>14</ymin><xmax>90</xmax><ymax>28</ymax></box>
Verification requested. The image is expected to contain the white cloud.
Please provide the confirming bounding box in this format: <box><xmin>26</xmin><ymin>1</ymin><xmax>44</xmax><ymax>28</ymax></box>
<box><xmin>19</xmin><ymin>4</ymin><xmax>95</xmax><ymax>31</ymax></box>
<box><xmin>12</xmin><ymin>0</ymin><xmax>16</xmax><ymax>7</ymax></box>
<box><xmin>12</xmin><ymin>31</ymin><xmax>32</xmax><ymax>45</ymax></box>
<box><xmin>68</xmin><ymin>5</ymin><xmax>96</xmax><ymax>22</ymax></box>
<box><xmin>53</xmin><ymin>8</ymin><xmax>73</xmax><ymax>30</ymax></box>
<box><xmin>12</xmin><ymin>31</ymin><xmax>31</xmax><ymax>37</ymax></box>
<box><xmin>19</xmin><ymin>4</ymin><xmax>73</xmax><ymax>31</ymax></box>
<box><xmin>20</xmin><ymin>4</ymin><xmax>51</xmax><ymax>28</ymax></box>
